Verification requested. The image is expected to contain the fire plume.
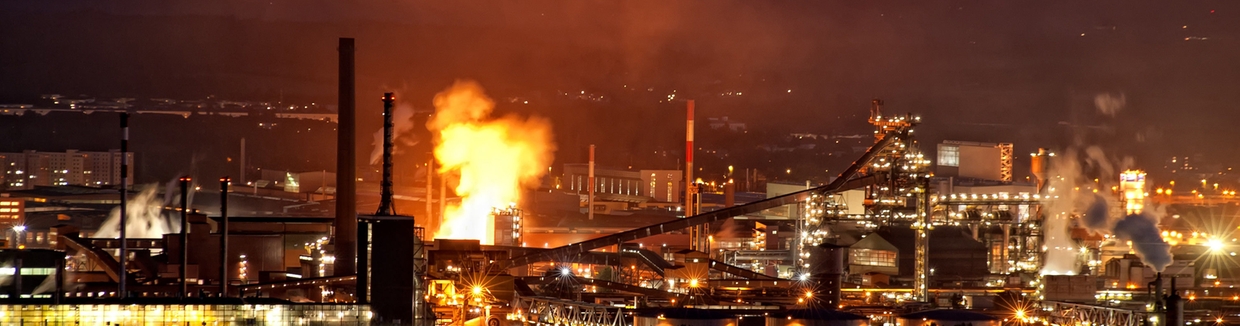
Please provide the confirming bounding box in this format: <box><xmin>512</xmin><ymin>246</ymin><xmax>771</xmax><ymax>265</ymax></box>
<box><xmin>428</xmin><ymin>80</ymin><xmax>555</xmax><ymax>244</ymax></box>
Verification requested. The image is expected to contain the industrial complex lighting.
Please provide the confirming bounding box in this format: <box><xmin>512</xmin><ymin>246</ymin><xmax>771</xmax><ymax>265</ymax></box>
<box><xmin>1209</xmin><ymin>238</ymin><xmax>1225</xmax><ymax>252</ymax></box>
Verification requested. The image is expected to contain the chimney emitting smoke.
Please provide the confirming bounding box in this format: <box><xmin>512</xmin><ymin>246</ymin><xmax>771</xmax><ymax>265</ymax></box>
<box><xmin>376</xmin><ymin>92</ymin><xmax>397</xmax><ymax>216</ymax></box>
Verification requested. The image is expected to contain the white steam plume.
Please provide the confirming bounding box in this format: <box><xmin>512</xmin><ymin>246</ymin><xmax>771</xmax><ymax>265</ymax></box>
<box><xmin>95</xmin><ymin>184</ymin><xmax>181</xmax><ymax>239</ymax></box>
<box><xmin>1042</xmin><ymin>92</ymin><xmax>1171</xmax><ymax>273</ymax></box>
<box><xmin>369</xmin><ymin>101</ymin><xmax>419</xmax><ymax>165</ymax></box>
<box><xmin>1094</xmin><ymin>93</ymin><xmax>1126</xmax><ymax>117</ymax></box>
<box><xmin>1040</xmin><ymin>148</ymin><xmax>1091</xmax><ymax>275</ymax></box>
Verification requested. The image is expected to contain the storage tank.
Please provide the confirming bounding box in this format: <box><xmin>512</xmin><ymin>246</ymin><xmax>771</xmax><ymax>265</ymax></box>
<box><xmin>807</xmin><ymin>243</ymin><xmax>847</xmax><ymax>306</ymax></box>
<box><xmin>896</xmin><ymin>309</ymin><xmax>1000</xmax><ymax>326</ymax></box>
<box><xmin>766</xmin><ymin>309</ymin><xmax>870</xmax><ymax>326</ymax></box>
<box><xmin>634</xmin><ymin>309</ymin><xmax>737</xmax><ymax>326</ymax></box>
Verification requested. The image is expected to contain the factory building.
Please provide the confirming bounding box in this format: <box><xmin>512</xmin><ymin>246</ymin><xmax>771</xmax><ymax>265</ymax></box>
<box><xmin>562</xmin><ymin>164</ymin><xmax>684</xmax><ymax>204</ymax></box>
<box><xmin>0</xmin><ymin>196</ymin><xmax>25</xmax><ymax>230</ymax></box>
<box><xmin>257</xmin><ymin>169</ymin><xmax>335</xmax><ymax>198</ymax></box>
<box><xmin>863</xmin><ymin>227</ymin><xmax>990</xmax><ymax>287</ymax></box>
<box><xmin>935</xmin><ymin>140</ymin><xmax>1014</xmax><ymax>182</ymax></box>
<box><xmin>0</xmin><ymin>150</ymin><xmax>134</xmax><ymax>190</ymax></box>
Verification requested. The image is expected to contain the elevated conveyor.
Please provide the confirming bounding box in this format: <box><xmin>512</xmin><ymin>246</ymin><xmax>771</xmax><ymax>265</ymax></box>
<box><xmin>506</xmin><ymin>131</ymin><xmax>907</xmax><ymax>267</ymax></box>
<box><xmin>59</xmin><ymin>235</ymin><xmax>130</xmax><ymax>284</ymax></box>
<box><xmin>708</xmin><ymin>259</ymin><xmax>780</xmax><ymax>280</ymax></box>
<box><xmin>519</xmin><ymin>275</ymin><xmax>688</xmax><ymax>300</ymax></box>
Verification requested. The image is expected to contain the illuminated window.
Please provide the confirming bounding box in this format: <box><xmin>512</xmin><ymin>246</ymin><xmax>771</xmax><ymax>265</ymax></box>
<box><xmin>850</xmin><ymin>249</ymin><xmax>896</xmax><ymax>267</ymax></box>
<box><xmin>938</xmin><ymin>145</ymin><xmax>959</xmax><ymax>167</ymax></box>
<box><xmin>667</xmin><ymin>182</ymin><xmax>673</xmax><ymax>202</ymax></box>
<box><xmin>649</xmin><ymin>173</ymin><xmax>657</xmax><ymax>198</ymax></box>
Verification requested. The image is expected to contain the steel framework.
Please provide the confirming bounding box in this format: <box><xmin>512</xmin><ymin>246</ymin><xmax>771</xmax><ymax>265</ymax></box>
<box><xmin>998</xmin><ymin>142</ymin><xmax>1014</xmax><ymax>182</ymax></box>
<box><xmin>1042</xmin><ymin>301</ymin><xmax>1145</xmax><ymax>326</ymax></box>
<box><xmin>512</xmin><ymin>296</ymin><xmax>627</xmax><ymax>326</ymax></box>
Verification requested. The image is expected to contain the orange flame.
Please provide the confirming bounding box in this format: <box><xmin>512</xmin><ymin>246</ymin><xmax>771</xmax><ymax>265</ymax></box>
<box><xmin>428</xmin><ymin>81</ymin><xmax>555</xmax><ymax>244</ymax></box>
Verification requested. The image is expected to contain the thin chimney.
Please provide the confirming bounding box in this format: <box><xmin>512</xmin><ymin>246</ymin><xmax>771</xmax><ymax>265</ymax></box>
<box><xmin>179</xmin><ymin>176</ymin><xmax>191</xmax><ymax>299</ymax></box>
<box><xmin>219</xmin><ymin>177</ymin><xmax>230</xmax><ymax>297</ymax></box>
<box><xmin>426</xmin><ymin>156</ymin><xmax>434</xmax><ymax>228</ymax></box>
<box><xmin>588</xmin><ymin>145</ymin><xmax>595</xmax><ymax>220</ymax></box>
<box><xmin>118</xmin><ymin>112</ymin><xmax>129</xmax><ymax>297</ymax></box>
<box><xmin>685</xmin><ymin>100</ymin><xmax>695</xmax><ymax>217</ymax></box>
<box><xmin>685</xmin><ymin>100</ymin><xmax>700</xmax><ymax>250</ymax></box>
<box><xmin>238</xmin><ymin>138</ymin><xmax>246</xmax><ymax>184</ymax></box>
<box><xmin>376</xmin><ymin>92</ymin><xmax>396</xmax><ymax>216</ymax></box>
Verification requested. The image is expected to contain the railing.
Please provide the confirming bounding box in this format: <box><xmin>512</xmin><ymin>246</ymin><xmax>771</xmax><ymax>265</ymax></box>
<box><xmin>511</xmin><ymin>296</ymin><xmax>626</xmax><ymax>326</ymax></box>
<box><xmin>1041</xmin><ymin>301</ymin><xmax>1146</xmax><ymax>326</ymax></box>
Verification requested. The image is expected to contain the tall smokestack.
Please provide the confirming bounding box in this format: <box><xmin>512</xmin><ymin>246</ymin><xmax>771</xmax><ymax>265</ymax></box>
<box><xmin>685</xmin><ymin>100</ymin><xmax>695</xmax><ymax>217</ymax></box>
<box><xmin>118</xmin><ymin>112</ymin><xmax>129</xmax><ymax>297</ymax></box>
<box><xmin>376</xmin><ymin>93</ymin><xmax>396</xmax><ymax>216</ymax></box>
<box><xmin>426</xmin><ymin>156</ymin><xmax>434</xmax><ymax>228</ymax></box>
<box><xmin>439</xmin><ymin>174</ymin><xmax>446</xmax><ymax>228</ymax></box>
<box><xmin>685</xmin><ymin>100</ymin><xmax>700</xmax><ymax>250</ymax></box>
<box><xmin>335</xmin><ymin>38</ymin><xmax>358</xmax><ymax>276</ymax></box>
<box><xmin>588</xmin><ymin>145</ymin><xmax>595</xmax><ymax>220</ymax></box>
<box><xmin>179</xmin><ymin>176</ymin><xmax>190</xmax><ymax>299</ymax></box>
<box><xmin>219</xmin><ymin>177</ymin><xmax>230</xmax><ymax>297</ymax></box>
<box><xmin>238</xmin><ymin>138</ymin><xmax>246</xmax><ymax>184</ymax></box>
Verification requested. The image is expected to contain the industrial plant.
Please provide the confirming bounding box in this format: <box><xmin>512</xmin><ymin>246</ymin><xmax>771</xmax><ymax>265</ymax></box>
<box><xmin>1</xmin><ymin>38</ymin><xmax>1237</xmax><ymax>326</ymax></box>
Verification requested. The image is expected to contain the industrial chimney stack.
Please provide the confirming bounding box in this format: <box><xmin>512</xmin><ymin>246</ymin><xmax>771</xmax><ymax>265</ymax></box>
<box><xmin>335</xmin><ymin>38</ymin><xmax>358</xmax><ymax>276</ymax></box>
<box><xmin>376</xmin><ymin>92</ymin><xmax>396</xmax><ymax>216</ymax></box>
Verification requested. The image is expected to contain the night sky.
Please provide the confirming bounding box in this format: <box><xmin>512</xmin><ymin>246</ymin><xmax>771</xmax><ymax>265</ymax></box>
<box><xmin>2</xmin><ymin>0</ymin><xmax>1239</xmax><ymax>181</ymax></box>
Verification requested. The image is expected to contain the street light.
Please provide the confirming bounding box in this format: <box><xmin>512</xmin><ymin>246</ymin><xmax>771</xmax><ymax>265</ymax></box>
<box><xmin>11</xmin><ymin>225</ymin><xmax>26</xmax><ymax>249</ymax></box>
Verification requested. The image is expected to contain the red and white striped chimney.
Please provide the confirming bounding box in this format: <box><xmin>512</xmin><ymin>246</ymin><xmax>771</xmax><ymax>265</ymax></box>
<box><xmin>685</xmin><ymin>100</ymin><xmax>695</xmax><ymax>217</ymax></box>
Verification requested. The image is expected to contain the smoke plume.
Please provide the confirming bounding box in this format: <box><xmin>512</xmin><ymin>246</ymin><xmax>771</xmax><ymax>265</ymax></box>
<box><xmin>1082</xmin><ymin>194</ymin><xmax>1110</xmax><ymax>230</ymax></box>
<box><xmin>95</xmin><ymin>183</ymin><xmax>182</xmax><ymax>239</ymax></box>
<box><xmin>1093</xmin><ymin>93</ymin><xmax>1126</xmax><ymax>117</ymax></box>
<box><xmin>1040</xmin><ymin>149</ymin><xmax>1089</xmax><ymax>274</ymax></box>
<box><xmin>1113</xmin><ymin>212</ymin><xmax>1173</xmax><ymax>272</ymax></box>
<box><xmin>369</xmin><ymin>101</ymin><xmax>420</xmax><ymax>165</ymax></box>
<box><xmin>428</xmin><ymin>80</ymin><xmax>556</xmax><ymax>244</ymax></box>
<box><xmin>1040</xmin><ymin>91</ymin><xmax>1149</xmax><ymax>274</ymax></box>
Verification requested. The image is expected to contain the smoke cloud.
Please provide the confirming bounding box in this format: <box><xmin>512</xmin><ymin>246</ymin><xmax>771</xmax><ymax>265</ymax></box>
<box><xmin>1094</xmin><ymin>93</ymin><xmax>1126</xmax><ymax>117</ymax></box>
<box><xmin>1040</xmin><ymin>149</ymin><xmax>1090</xmax><ymax>274</ymax></box>
<box><xmin>1040</xmin><ymin>91</ymin><xmax>1173</xmax><ymax>273</ymax></box>
<box><xmin>1081</xmin><ymin>195</ymin><xmax>1109</xmax><ymax>230</ymax></box>
<box><xmin>369</xmin><ymin>101</ymin><xmax>419</xmax><ymax>165</ymax></box>
<box><xmin>95</xmin><ymin>184</ymin><xmax>182</xmax><ymax>239</ymax></box>
<box><xmin>1113</xmin><ymin>212</ymin><xmax>1173</xmax><ymax>272</ymax></box>
<box><xmin>429</xmin><ymin>80</ymin><xmax>556</xmax><ymax>243</ymax></box>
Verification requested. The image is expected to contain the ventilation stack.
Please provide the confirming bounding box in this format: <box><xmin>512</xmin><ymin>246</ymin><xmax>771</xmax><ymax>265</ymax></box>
<box><xmin>358</xmin><ymin>89</ymin><xmax>426</xmax><ymax>323</ymax></box>
<box><xmin>376</xmin><ymin>92</ymin><xmax>396</xmax><ymax>216</ymax></box>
